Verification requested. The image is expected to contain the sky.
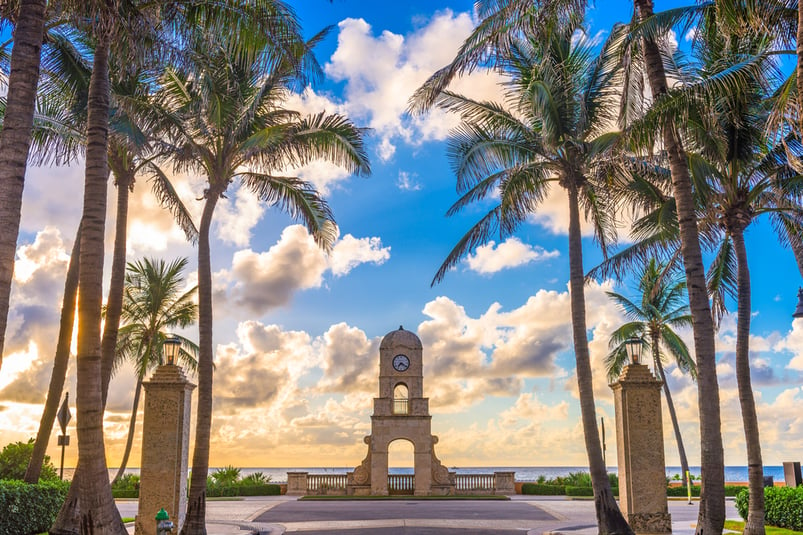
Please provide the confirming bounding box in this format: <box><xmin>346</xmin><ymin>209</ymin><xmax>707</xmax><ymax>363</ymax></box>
<box><xmin>2</xmin><ymin>0</ymin><xmax>803</xmax><ymax>473</ymax></box>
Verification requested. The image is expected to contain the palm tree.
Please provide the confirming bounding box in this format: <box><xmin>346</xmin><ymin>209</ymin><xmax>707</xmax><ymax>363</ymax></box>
<box><xmin>112</xmin><ymin>257</ymin><xmax>198</xmax><ymax>484</ymax></box>
<box><xmin>605</xmin><ymin>259</ymin><xmax>695</xmax><ymax>482</ymax></box>
<box><xmin>627</xmin><ymin>3</ymin><xmax>725</xmax><ymax>530</ymax></box>
<box><xmin>0</xmin><ymin>0</ymin><xmax>48</xmax><ymax>373</ymax></box>
<box><xmin>414</xmin><ymin>16</ymin><xmax>632</xmax><ymax>534</ymax></box>
<box><xmin>155</xmin><ymin>31</ymin><xmax>370</xmax><ymax>533</ymax></box>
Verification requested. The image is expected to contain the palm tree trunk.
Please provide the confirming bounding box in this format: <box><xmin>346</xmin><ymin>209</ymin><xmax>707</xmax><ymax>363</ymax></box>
<box><xmin>181</xmin><ymin>189</ymin><xmax>221</xmax><ymax>535</ymax></box>
<box><xmin>730</xmin><ymin>229</ymin><xmax>765</xmax><ymax>535</ymax></box>
<box><xmin>651</xmin><ymin>332</ymin><xmax>690</xmax><ymax>484</ymax></box>
<box><xmin>101</xmin><ymin>166</ymin><xmax>133</xmax><ymax>405</ymax></box>
<box><xmin>0</xmin><ymin>0</ymin><xmax>48</xmax><ymax>372</ymax></box>
<box><xmin>72</xmin><ymin>35</ymin><xmax>126</xmax><ymax>534</ymax></box>
<box><xmin>567</xmin><ymin>182</ymin><xmax>632</xmax><ymax>535</ymax></box>
<box><xmin>632</xmin><ymin>2</ymin><xmax>725</xmax><ymax>533</ymax></box>
<box><xmin>112</xmin><ymin>375</ymin><xmax>143</xmax><ymax>485</ymax></box>
<box><xmin>784</xmin><ymin>225</ymin><xmax>803</xmax><ymax>278</ymax></box>
<box><xmin>24</xmin><ymin>222</ymin><xmax>81</xmax><ymax>483</ymax></box>
<box><xmin>797</xmin><ymin>0</ymin><xmax>803</xmax><ymax>135</ymax></box>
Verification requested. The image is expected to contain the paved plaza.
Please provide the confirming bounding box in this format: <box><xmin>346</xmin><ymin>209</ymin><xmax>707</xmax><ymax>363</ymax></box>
<box><xmin>120</xmin><ymin>495</ymin><xmax>740</xmax><ymax>534</ymax></box>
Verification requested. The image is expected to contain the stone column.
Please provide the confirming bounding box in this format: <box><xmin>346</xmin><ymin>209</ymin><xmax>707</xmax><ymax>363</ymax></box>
<box><xmin>611</xmin><ymin>363</ymin><xmax>671</xmax><ymax>534</ymax></box>
<box><xmin>494</xmin><ymin>472</ymin><xmax>515</xmax><ymax>495</ymax></box>
<box><xmin>135</xmin><ymin>365</ymin><xmax>195</xmax><ymax>535</ymax></box>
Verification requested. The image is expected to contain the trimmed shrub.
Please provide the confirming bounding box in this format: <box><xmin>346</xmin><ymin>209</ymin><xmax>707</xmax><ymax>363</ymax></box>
<box><xmin>565</xmin><ymin>485</ymin><xmax>594</xmax><ymax>497</ymax></box>
<box><xmin>737</xmin><ymin>487</ymin><xmax>803</xmax><ymax>531</ymax></box>
<box><xmin>237</xmin><ymin>484</ymin><xmax>281</xmax><ymax>496</ymax></box>
<box><xmin>521</xmin><ymin>483</ymin><xmax>565</xmax><ymax>495</ymax></box>
<box><xmin>206</xmin><ymin>483</ymin><xmax>281</xmax><ymax>497</ymax></box>
<box><xmin>0</xmin><ymin>479</ymin><xmax>69</xmax><ymax>535</ymax></box>
<box><xmin>667</xmin><ymin>485</ymin><xmax>701</xmax><ymax>497</ymax></box>
<box><xmin>112</xmin><ymin>489</ymin><xmax>139</xmax><ymax>498</ymax></box>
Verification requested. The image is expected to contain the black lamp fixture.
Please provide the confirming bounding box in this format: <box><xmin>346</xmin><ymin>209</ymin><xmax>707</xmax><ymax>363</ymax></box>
<box><xmin>794</xmin><ymin>288</ymin><xmax>803</xmax><ymax>319</ymax></box>
<box><xmin>163</xmin><ymin>335</ymin><xmax>181</xmax><ymax>366</ymax></box>
<box><xmin>624</xmin><ymin>337</ymin><xmax>642</xmax><ymax>366</ymax></box>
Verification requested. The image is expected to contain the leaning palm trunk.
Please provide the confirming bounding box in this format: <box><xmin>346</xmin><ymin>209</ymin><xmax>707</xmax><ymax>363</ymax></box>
<box><xmin>113</xmin><ymin>375</ymin><xmax>143</xmax><ymax>484</ymax></box>
<box><xmin>101</xmin><ymin>165</ymin><xmax>133</xmax><ymax>403</ymax></box>
<box><xmin>730</xmin><ymin>229</ymin><xmax>765</xmax><ymax>535</ymax></box>
<box><xmin>651</xmin><ymin>333</ymin><xmax>690</xmax><ymax>483</ymax></box>
<box><xmin>24</xmin><ymin>222</ymin><xmax>81</xmax><ymax>483</ymax></box>
<box><xmin>70</xmin><ymin>36</ymin><xmax>127</xmax><ymax>534</ymax></box>
<box><xmin>633</xmin><ymin>2</ymin><xmax>725</xmax><ymax>532</ymax></box>
<box><xmin>0</xmin><ymin>0</ymin><xmax>48</xmax><ymax>372</ymax></box>
<box><xmin>567</xmin><ymin>183</ymin><xmax>633</xmax><ymax>535</ymax></box>
<box><xmin>182</xmin><ymin>189</ymin><xmax>222</xmax><ymax>534</ymax></box>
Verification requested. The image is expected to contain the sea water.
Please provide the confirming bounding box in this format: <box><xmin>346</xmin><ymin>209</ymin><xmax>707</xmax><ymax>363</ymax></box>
<box><xmin>74</xmin><ymin>465</ymin><xmax>789</xmax><ymax>483</ymax></box>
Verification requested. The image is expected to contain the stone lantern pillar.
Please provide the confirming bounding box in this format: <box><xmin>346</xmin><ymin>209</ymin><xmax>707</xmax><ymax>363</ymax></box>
<box><xmin>135</xmin><ymin>364</ymin><xmax>195</xmax><ymax>535</ymax></box>
<box><xmin>611</xmin><ymin>363</ymin><xmax>671</xmax><ymax>534</ymax></box>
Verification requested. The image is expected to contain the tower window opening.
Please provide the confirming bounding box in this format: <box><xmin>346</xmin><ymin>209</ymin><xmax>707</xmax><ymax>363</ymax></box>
<box><xmin>393</xmin><ymin>383</ymin><xmax>409</xmax><ymax>414</ymax></box>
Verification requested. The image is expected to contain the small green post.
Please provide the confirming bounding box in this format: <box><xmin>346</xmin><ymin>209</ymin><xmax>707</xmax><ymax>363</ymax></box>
<box><xmin>155</xmin><ymin>508</ymin><xmax>174</xmax><ymax>534</ymax></box>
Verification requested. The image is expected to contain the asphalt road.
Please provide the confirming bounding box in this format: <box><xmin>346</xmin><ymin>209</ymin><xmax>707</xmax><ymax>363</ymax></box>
<box><xmin>253</xmin><ymin>499</ymin><xmax>559</xmax><ymax>523</ymax></box>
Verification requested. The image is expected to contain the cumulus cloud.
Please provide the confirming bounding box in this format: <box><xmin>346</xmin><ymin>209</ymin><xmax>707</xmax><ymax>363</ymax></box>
<box><xmin>213</xmin><ymin>186</ymin><xmax>266</xmax><ymax>247</ymax></box>
<box><xmin>465</xmin><ymin>238</ymin><xmax>559</xmax><ymax>275</ymax></box>
<box><xmin>325</xmin><ymin>11</ymin><xmax>504</xmax><ymax>161</ymax></box>
<box><xmin>215</xmin><ymin>225</ymin><xmax>390</xmax><ymax>315</ymax></box>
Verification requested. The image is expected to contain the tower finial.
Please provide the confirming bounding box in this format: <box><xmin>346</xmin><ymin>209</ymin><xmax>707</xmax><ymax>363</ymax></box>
<box><xmin>399</xmin><ymin>325</ymin><xmax>404</xmax><ymax>330</ymax></box>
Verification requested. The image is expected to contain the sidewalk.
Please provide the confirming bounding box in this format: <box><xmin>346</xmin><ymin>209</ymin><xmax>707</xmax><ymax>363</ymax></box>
<box><xmin>120</xmin><ymin>495</ymin><xmax>740</xmax><ymax>534</ymax></box>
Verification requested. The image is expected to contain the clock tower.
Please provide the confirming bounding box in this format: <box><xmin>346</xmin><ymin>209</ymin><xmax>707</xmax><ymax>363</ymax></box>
<box><xmin>348</xmin><ymin>326</ymin><xmax>454</xmax><ymax>495</ymax></box>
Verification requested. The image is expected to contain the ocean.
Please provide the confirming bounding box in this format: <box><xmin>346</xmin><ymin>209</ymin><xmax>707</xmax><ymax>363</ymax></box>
<box><xmin>65</xmin><ymin>465</ymin><xmax>791</xmax><ymax>484</ymax></box>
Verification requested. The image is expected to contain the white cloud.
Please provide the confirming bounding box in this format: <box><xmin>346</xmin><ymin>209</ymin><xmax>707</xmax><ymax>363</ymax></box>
<box><xmin>325</xmin><ymin>11</ymin><xmax>505</xmax><ymax>161</ymax></box>
<box><xmin>397</xmin><ymin>170</ymin><xmax>421</xmax><ymax>191</ymax></box>
<box><xmin>214</xmin><ymin>186</ymin><xmax>266</xmax><ymax>247</ymax></box>
<box><xmin>215</xmin><ymin>225</ymin><xmax>389</xmax><ymax>315</ymax></box>
<box><xmin>465</xmin><ymin>238</ymin><xmax>559</xmax><ymax>274</ymax></box>
<box><xmin>329</xmin><ymin>234</ymin><xmax>390</xmax><ymax>277</ymax></box>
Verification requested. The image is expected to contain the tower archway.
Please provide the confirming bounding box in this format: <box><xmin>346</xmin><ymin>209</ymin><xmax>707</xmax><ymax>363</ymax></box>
<box><xmin>347</xmin><ymin>326</ymin><xmax>454</xmax><ymax>496</ymax></box>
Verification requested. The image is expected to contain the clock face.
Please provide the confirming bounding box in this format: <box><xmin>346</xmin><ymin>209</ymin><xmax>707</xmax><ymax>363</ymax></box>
<box><xmin>392</xmin><ymin>354</ymin><xmax>410</xmax><ymax>372</ymax></box>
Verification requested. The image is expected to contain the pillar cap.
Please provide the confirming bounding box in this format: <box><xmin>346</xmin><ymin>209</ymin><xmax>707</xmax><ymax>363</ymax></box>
<box><xmin>609</xmin><ymin>363</ymin><xmax>662</xmax><ymax>387</ymax></box>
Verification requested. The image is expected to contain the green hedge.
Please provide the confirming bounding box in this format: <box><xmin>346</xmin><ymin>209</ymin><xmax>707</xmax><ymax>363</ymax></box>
<box><xmin>666</xmin><ymin>485</ymin><xmax>743</xmax><ymax>498</ymax></box>
<box><xmin>565</xmin><ymin>486</ymin><xmax>594</xmax><ymax>496</ymax></box>
<box><xmin>0</xmin><ymin>479</ymin><xmax>69</xmax><ymax>535</ymax></box>
<box><xmin>521</xmin><ymin>483</ymin><xmax>565</xmax><ymax>495</ymax></box>
<box><xmin>736</xmin><ymin>487</ymin><xmax>803</xmax><ymax>531</ymax></box>
<box><xmin>206</xmin><ymin>483</ymin><xmax>281</xmax><ymax>497</ymax></box>
<box><xmin>112</xmin><ymin>489</ymin><xmax>139</xmax><ymax>498</ymax></box>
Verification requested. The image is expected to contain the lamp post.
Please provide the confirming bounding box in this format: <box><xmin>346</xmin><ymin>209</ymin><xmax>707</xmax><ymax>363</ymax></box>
<box><xmin>162</xmin><ymin>335</ymin><xmax>181</xmax><ymax>366</ymax></box>
<box><xmin>624</xmin><ymin>337</ymin><xmax>642</xmax><ymax>365</ymax></box>
<box><xmin>793</xmin><ymin>288</ymin><xmax>803</xmax><ymax>319</ymax></box>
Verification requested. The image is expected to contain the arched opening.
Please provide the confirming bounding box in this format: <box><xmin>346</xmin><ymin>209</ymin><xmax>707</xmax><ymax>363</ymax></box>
<box><xmin>388</xmin><ymin>438</ymin><xmax>415</xmax><ymax>495</ymax></box>
<box><xmin>393</xmin><ymin>383</ymin><xmax>409</xmax><ymax>414</ymax></box>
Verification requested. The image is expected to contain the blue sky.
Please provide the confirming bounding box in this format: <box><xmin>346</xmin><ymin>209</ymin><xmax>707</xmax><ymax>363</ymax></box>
<box><xmin>2</xmin><ymin>0</ymin><xmax>803</xmax><ymax>470</ymax></box>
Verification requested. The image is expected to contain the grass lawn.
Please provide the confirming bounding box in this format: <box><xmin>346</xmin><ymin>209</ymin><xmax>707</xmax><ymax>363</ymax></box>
<box><xmin>724</xmin><ymin>520</ymin><xmax>803</xmax><ymax>535</ymax></box>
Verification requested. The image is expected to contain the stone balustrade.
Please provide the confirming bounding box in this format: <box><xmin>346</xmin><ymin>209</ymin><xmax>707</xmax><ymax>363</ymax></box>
<box><xmin>286</xmin><ymin>471</ymin><xmax>516</xmax><ymax>496</ymax></box>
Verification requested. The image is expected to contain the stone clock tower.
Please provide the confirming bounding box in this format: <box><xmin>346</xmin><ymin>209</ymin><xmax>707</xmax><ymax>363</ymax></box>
<box><xmin>347</xmin><ymin>326</ymin><xmax>453</xmax><ymax>495</ymax></box>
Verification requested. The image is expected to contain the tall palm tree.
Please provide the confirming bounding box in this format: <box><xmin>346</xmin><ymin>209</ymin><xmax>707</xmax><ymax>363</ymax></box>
<box><xmin>112</xmin><ymin>257</ymin><xmax>198</xmax><ymax>484</ymax></box>
<box><xmin>605</xmin><ymin>258</ymin><xmax>695</xmax><ymax>482</ymax></box>
<box><xmin>414</xmin><ymin>16</ymin><xmax>632</xmax><ymax>534</ymax></box>
<box><xmin>156</xmin><ymin>31</ymin><xmax>370</xmax><ymax>533</ymax></box>
<box><xmin>627</xmin><ymin>2</ymin><xmax>725</xmax><ymax>530</ymax></box>
<box><xmin>0</xmin><ymin>0</ymin><xmax>48</xmax><ymax>373</ymax></box>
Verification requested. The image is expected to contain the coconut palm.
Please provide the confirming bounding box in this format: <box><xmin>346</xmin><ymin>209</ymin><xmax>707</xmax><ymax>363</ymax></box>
<box><xmin>154</xmin><ymin>30</ymin><xmax>370</xmax><ymax>532</ymax></box>
<box><xmin>0</xmin><ymin>0</ymin><xmax>48</xmax><ymax>373</ymax></box>
<box><xmin>605</xmin><ymin>258</ymin><xmax>695</xmax><ymax>482</ymax></box>
<box><xmin>625</xmin><ymin>2</ymin><xmax>725</xmax><ymax>530</ymax></box>
<box><xmin>414</xmin><ymin>15</ymin><xmax>632</xmax><ymax>533</ymax></box>
<box><xmin>111</xmin><ymin>257</ymin><xmax>198</xmax><ymax>484</ymax></box>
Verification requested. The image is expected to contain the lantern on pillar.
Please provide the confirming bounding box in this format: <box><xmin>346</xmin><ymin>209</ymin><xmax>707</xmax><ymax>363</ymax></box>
<box><xmin>624</xmin><ymin>337</ymin><xmax>642</xmax><ymax>365</ymax></box>
<box><xmin>163</xmin><ymin>335</ymin><xmax>181</xmax><ymax>366</ymax></box>
<box><xmin>793</xmin><ymin>288</ymin><xmax>803</xmax><ymax>319</ymax></box>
